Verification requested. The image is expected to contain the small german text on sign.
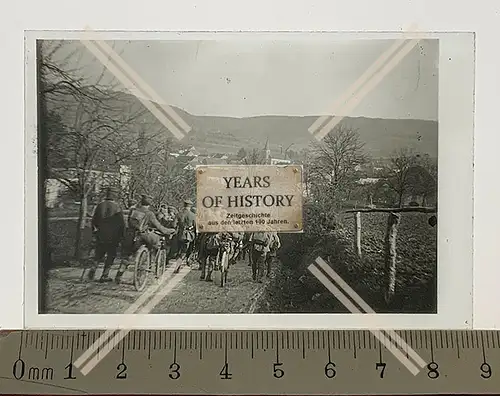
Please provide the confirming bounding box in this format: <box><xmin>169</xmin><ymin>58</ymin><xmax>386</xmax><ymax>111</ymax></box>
<box><xmin>196</xmin><ymin>165</ymin><xmax>304</xmax><ymax>232</ymax></box>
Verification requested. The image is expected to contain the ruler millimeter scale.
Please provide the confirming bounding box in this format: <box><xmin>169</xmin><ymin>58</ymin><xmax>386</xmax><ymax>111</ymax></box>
<box><xmin>0</xmin><ymin>330</ymin><xmax>499</xmax><ymax>394</ymax></box>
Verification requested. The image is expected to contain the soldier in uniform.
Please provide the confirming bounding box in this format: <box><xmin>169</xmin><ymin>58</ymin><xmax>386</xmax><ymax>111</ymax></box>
<box><xmin>249</xmin><ymin>232</ymin><xmax>272</xmax><ymax>283</ymax></box>
<box><xmin>241</xmin><ymin>232</ymin><xmax>252</xmax><ymax>266</ymax></box>
<box><xmin>175</xmin><ymin>199</ymin><xmax>197</xmax><ymax>267</ymax></box>
<box><xmin>265</xmin><ymin>232</ymin><xmax>281</xmax><ymax>277</ymax></box>
<box><xmin>116</xmin><ymin>194</ymin><xmax>176</xmax><ymax>284</ymax></box>
<box><xmin>89</xmin><ymin>187</ymin><xmax>126</xmax><ymax>282</ymax></box>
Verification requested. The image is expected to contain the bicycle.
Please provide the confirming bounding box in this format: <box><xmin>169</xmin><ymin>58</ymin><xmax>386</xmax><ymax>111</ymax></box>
<box><xmin>133</xmin><ymin>231</ymin><xmax>174</xmax><ymax>292</ymax></box>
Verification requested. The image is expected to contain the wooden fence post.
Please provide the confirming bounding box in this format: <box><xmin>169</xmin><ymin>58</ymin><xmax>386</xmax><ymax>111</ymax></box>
<box><xmin>384</xmin><ymin>212</ymin><xmax>401</xmax><ymax>304</ymax></box>
<box><xmin>354</xmin><ymin>212</ymin><xmax>362</xmax><ymax>258</ymax></box>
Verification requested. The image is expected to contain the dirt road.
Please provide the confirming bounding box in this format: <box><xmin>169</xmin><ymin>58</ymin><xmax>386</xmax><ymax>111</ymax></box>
<box><xmin>44</xmin><ymin>257</ymin><xmax>270</xmax><ymax>314</ymax></box>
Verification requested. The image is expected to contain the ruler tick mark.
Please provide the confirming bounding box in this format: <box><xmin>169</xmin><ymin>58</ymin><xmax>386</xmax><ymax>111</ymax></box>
<box><xmin>147</xmin><ymin>331</ymin><xmax>152</xmax><ymax>360</ymax></box>
<box><xmin>251</xmin><ymin>332</ymin><xmax>255</xmax><ymax>359</ymax></box>
<box><xmin>481</xmin><ymin>331</ymin><xmax>487</xmax><ymax>363</ymax></box>
<box><xmin>199</xmin><ymin>332</ymin><xmax>203</xmax><ymax>360</ymax></box>
<box><xmin>327</xmin><ymin>332</ymin><xmax>332</xmax><ymax>363</ymax></box>
<box><xmin>173</xmin><ymin>332</ymin><xmax>177</xmax><ymax>363</ymax></box>
<box><xmin>121</xmin><ymin>341</ymin><xmax>126</xmax><ymax>364</ymax></box>
<box><xmin>352</xmin><ymin>332</ymin><xmax>357</xmax><ymax>359</ymax></box>
<box><xmin>275</xmin><ymin>331</ymin><xmax>280</xmax><ymax>363</ymax></box>
<box><xmin>44</xmin><ymin>333</ymin><xmax>49</xmax><ymax>359</ymax></box>
<box><xmin>224</xmin><ymin>332</ymin><xmax>229</xmax><ymax>364</ymax></box>
<box><xmin>17</xmin><ymin>332</ymin><xmax>23</xmax><ymax>359</ymax></box>
<box><xmin>429</xmin><ymin>333</ymin><xmax>435</xmax><ymax>362</ymax></box>
<box><xmin>455</xmin><ymin>332</ymin><xmax>460</xmax><ymax>359</ymax></box>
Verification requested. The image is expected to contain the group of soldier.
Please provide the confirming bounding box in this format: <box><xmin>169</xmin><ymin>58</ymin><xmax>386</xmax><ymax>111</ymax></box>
<box><xmin>196</xmin><ymin>230</ymin><xmax>281</xmax><ymax>283</ymax></box>
<box><xmin>88</xmin><ymin>187</ymin><xmax>281</xmax><ymax>285</ymax></box>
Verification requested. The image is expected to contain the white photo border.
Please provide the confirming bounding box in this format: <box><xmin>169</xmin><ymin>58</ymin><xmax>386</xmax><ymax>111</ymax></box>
<box><xmin>24</xmin><ymin>30</ymin><xmax>474</xmax><ymax>330</ymax></box>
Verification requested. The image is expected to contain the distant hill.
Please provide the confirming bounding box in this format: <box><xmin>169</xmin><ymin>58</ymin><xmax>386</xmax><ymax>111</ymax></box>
<box><xmin>175</xmin><ymin>107</ymin><xmax>438</xmax><ymax>158</ymax></box>
<box><xmin>48</xmin><ymin>91</ymin><xmax>438</xmax><ymax>159</ymax></box>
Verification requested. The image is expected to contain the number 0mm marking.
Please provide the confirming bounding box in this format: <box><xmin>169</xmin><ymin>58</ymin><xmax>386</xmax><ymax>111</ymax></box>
<box><xmin>12</xmin><ymin>359</ymin><xmax>25</xmax><ymax>380</ymax></box>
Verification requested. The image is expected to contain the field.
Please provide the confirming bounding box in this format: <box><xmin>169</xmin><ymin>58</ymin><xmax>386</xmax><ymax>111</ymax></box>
<box><xmin>260</xmin><ymin>211</ymin><xmax>437</xmax><ymax>314</ymax></box>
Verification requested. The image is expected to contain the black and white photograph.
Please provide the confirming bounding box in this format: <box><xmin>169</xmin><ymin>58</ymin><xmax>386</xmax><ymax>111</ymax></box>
<box><xmin>24</xmin><ymin>32</ymin><xmax>474</xmax><ymax>329</ymax></box>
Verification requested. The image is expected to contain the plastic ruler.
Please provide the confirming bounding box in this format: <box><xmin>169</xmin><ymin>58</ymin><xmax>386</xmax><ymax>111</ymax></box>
<box><xmin>0</xmin><ymin>330</ymin><xmax>499</xmax><ymax>394</ymax></box>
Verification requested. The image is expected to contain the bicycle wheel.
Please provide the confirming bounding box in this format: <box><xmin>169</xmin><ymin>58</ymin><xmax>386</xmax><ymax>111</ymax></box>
<box><xmin>220</xmin><ymin>251</ymin><xmax>228</xmax><ymax>287</ymax></box>
<box><xmin>134</xmin><ymin>246</ymin><xmax>150</xmax><ymax>292</ymax></box>
<box><xmin>155</xmin><ymin>248</ymin><xmax>167</xmax><ymax>278</ymax></box>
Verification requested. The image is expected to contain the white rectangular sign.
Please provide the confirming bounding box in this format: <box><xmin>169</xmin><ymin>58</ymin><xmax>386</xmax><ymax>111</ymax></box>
<box><xmin>196</xmin><ymin>164</ymin><xmax>304</xmax><ymax>232</ymax></box>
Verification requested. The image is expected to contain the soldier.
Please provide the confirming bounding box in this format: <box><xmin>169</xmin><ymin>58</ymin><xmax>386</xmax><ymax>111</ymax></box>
<box><xmin>229</xmin><ymin>232</ymin><xmax>244</xmax><ymax>265</ymax></box>
<box><xmin>89</xmin><ymin>187</ymin><xmax>126</xmax><ymax>282</ymax></box>
<box><xmin>201</xmin><ymin>232</ymin><xmax>220</xmax><ymax>281</ymax></box>
<box><xmin>175</xmin><ymin>199</ymin><xmax>197</xmax><ymax>267</ymax></box>
<box><xmin>197</xmin><ymin>232</ymin><xmax>210</xmax><ymax>279</ymax></box>
<box><xmin>115</xmin><ymin>194</ymin><xmax>176</xmax><ymax>284</ymax></box>
<box><xmin>188</xmin><ymin>205</ymin><xmax>201</xmax><ymax>267</ymax></box>
<box><xmin>241</xmin><ymin>232</ymin><xmax>252</xmax><ymax>265</ymax></box>
<box><xmin>265</xmin><ymin>232</ymin><xmax>281</xmax><ymax>277</ymax></box>
<box><xmin>249</xmin><ymin>232</ymin><xmax>272</xmax><ymax>283</ymax></box>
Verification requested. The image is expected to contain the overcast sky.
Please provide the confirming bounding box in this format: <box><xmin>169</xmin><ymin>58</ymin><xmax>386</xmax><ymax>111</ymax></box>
<box><xmin>50</xmin><ymin>38</ymin><xmax>439</xmax><ymax>120</ymax></box>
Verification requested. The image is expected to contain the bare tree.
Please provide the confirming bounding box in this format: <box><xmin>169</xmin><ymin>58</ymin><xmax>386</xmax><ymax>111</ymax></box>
<box><xmin>383</xmin><ymin>148</ymin><xmax>421</xmax><ymax>207</ymax></box>
<box><xmin>126</xmin><ymin>147</ymin><xmax>195</xmax><ymax>209</ymax></box>
<box><xmin>236</xmin><ymin>147</ymin><xmax>247</xmax><ymax>160</ymax></box>
<box><xmin>40</xmin><ymin>40</ymin><xmax>163</xmax><ymax>258</ymax></box>
<box><xmin>409</xmin><ymin>154</ymin><xmax>437</xmax><ymax>206</ymax></box>
<box><xmin>308</xmin><ymin>125</ymin><xmax>368</xmax><ymax>205</ymax></box>
<box><xmin>244</xmin><ymin>148</ymin><xmax>264</xmax><ymax>165</ymax></box>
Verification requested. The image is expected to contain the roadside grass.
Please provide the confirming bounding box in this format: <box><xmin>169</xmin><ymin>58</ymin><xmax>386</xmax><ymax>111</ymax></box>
<box><xmin>260</xmin><ymin>211</ymin><xmax>437</xmax><ymax>314</ymax></box>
